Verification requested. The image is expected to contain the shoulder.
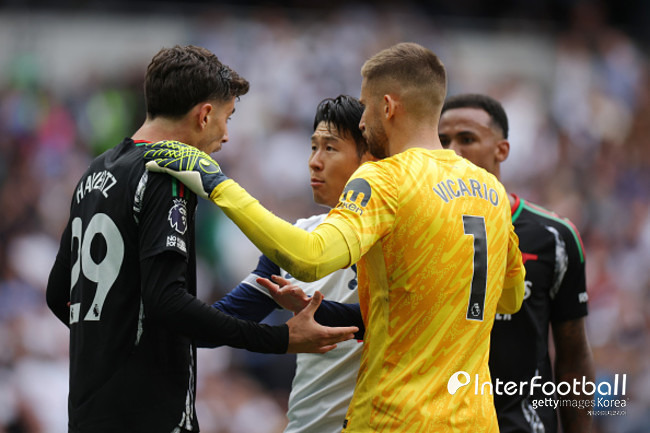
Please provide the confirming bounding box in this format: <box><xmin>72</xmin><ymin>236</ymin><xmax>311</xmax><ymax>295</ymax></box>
<box><xmin>516</xmin><ymin>199</ymin><xmax>585</xmax><ymax>261</ymax></box>
<box><xmin>516</xmin><ymin>200</ymin><xmax>580</xmax><ymax>235</ymax></box>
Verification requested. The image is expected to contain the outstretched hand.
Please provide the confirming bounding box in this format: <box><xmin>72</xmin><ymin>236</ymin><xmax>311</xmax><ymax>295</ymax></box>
<box><xmin>141</xmin><ymin>140</ymin><xmax>228</xmax><ymax>199</ymax></box>
<box><xmin>285</xmin><ymin>291</ymin><xmax>358</xmax><ymax>354</ymax></box>
<box><xmin>257</xmin><ymin>275</ymin><xmax>310</xmax><ymax>314</ymax></box>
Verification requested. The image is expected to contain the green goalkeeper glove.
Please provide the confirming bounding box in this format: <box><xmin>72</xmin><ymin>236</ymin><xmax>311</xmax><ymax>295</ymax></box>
<box><xmin>142</xmin><ymin>140</ymin><xmax>228</xmax><ymax>199</ymax></box>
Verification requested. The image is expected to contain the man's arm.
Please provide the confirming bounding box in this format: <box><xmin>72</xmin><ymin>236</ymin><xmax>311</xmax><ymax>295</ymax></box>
<box><xmin>550</xmin><ymin>218</ymin><xmax>592</xmax><ymax>433</ymax></box>
<box><xmin>213</xmin><ymin>283</ymin><xmax>279</xmax><ymax>322</ymax></box>
<box><xmin>46</xmin><ymin>224</ymin><xmax>72</xmax><ymax>327</ymax></box>
<box><xmin>46</xmin><ymin>255</ymin><xmax>72</xmax><ymax>327</ymax></box>
<box><xmin>314</xmin><ymin>300</ymin><xmax>365</xmax><ymax>340</ymax></box>
<box><xmin>143</xmin><ymin>141</ymin><xmax>360</xmax><ymax>282</ymax></box>
<box><xmin>199</xmin><ymin>255</ymin><xmax>281</xmax><ymax>348</ymax></box>
<box><xmin>214</xmin><ymin>180</ymin><xmax>357</xmax><ymax>282</ymax></box>
<box><xmin>552</xmin><ymin>318</ymin><xmax>595</xmax><ymax>433</ymax></box>
<box><xmin>142</xmin><ymin>252</ymin><xmax>357</xmax><ymax>354</ymax></box>
<box><xmin>213</xmin><ymin>255</ymin><xmax>282</xmax><ymax>322</ymax></box>
<box><xmin>257</xmin><ymin>275</ymin><xmax>366</xmax><ymax>339</ymax></box>
<box><xmin>497</xmin><ymin>223</ymin><xmax>526</xmax><ymax>314</ymax></box>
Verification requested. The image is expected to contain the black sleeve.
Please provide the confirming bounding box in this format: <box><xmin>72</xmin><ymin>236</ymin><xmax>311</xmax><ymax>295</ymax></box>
<box><xmin>315</xmin><ymin>300</ymin><xmax>365</xmax><ymax>340</ymax></box>
<box><xmin>213</xmin><ymin>283</ymin><xmax>279</xmax><ymax>322</ymax></box>
<box><xmin>550</xmin><ymin>222</ymin><xmax>588</xmax><ymax>323</ymax></box>
<box><xmin>141</xmin><ymin>251</ymin><xmax>288</xmax><ymax>354</ymax></box>
<box><xmin>212</xmin><ymin>254</ymin><xmax>282</xmax><ymax>322</ymax></box>
<box><xmin>46</xmin><ymin>222</ymin><xmax>72</xmax><ymax>327</ymax></box>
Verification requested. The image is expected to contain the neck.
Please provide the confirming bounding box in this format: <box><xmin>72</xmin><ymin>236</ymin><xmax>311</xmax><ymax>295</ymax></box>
<box><xmin>132</xmin><ymin>117</ymin><xmax>193</xmax><ymax>145</ymax></box>
<box><xmin>387</xmin><ymin>116</ymin><xmax>442</xmax><ymax>156</ymax></box>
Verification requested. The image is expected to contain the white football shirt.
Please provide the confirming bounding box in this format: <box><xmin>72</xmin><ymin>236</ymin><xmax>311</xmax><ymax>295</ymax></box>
<box><xmin>241</xmin><ymin>214</ymin><xmax>363</xmax><ymax>433</ymax></box>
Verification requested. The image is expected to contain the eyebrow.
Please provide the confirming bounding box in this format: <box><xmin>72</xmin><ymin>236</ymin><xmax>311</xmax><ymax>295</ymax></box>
<box><xmin>311</xmin><ymin>135</ymin><xmax>338</xmax><ymax>142</ymax></box>
<box><xmin>311</xmin><ymin>133</ymin><xmax>343</xmax><ymax>143</ymax></box>
<box><xmin>446</xmin><ymin>130</ymin><xmax>477</xmax><ymax>136</ymax></box>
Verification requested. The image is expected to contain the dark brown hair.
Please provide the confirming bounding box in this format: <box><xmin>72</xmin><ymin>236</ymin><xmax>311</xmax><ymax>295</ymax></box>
<box><xmin>144</xmin><ymin>45</ymin><xmax>249</xmax><ymax>118</ymax></box>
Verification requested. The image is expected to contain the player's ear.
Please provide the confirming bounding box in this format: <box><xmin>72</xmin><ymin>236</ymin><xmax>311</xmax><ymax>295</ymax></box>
<box><xmin>197</xmin><ymin>103</ymin><xmax>213</xmax><ymax>130</ymax></box>
<box><xmin>384</xmin><ymin>94</ymin><xmax>397</xmax><ymax>120</ymax></box>
<box><xmin>495</xmin><ymin>139</ymin><xmax>510</xmax><ymax>163</ymax></box>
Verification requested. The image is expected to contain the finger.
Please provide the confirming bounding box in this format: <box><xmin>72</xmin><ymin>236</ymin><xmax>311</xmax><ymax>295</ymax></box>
<box><xmin>145</xmin><ymin>160</ymin><xmax>166</xmax><ymax>173</ymax></box>
<box><xmin>328</xmin><ymin>329</ymin><xmax>358</xmax><ymax>342</ymax></box>
<box><xmin>258</xmin><ymin>278</ymin><xmax>284</xmax><ymax>299</ymax></box>
<box><xmin>317</xmin><ymin>330</ymin><xmax>357</xmax><ymax>352</ymax></box>
<box><xmin>270</xmin><ymin>274</ymin><xmax>291</xmax><ymax>287</ymax></box>
<box><xmin>293</xmin><ymin>289</ymin><xmax>310</xmax><ymax>302</ymax></box>
<box><xmin>315</xmin><ymin>344</ymin><xmax>338</xmax><ymax>354</ymax></box>
<box><xmin>303</xmin><ymin>290</ymin><xmax>323</xmax><ymax>315</ymax></box>
<box><xmin>256</xmin><ymin>277</ymin><xmax>279</xmax><ymax>292</ymax></box>
<box><xmin>316</xmin><ymin>330</ymin><xmax>358</xmax><ymax>348</ymax></box>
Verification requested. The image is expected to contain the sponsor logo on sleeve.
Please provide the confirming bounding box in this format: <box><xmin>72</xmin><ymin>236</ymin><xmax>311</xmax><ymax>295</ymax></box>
<box><xmin>337</xmin><ymin>178</ymin><xmax>372</xmax><ymax>215</ymax></box>
<box><xmin>168</xmin><ymin>198</ymin><xmax>188</xmax><ymax>235</ymax></box>
<box><xmin>166</xmin><ymin>235</ymin><xmax>187</xmax><ymax>253</ymax></box>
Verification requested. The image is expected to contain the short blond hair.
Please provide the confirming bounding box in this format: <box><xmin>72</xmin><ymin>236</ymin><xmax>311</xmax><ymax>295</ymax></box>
<box><xmin>361</xmin><ymin>42</ymin><xmax>446</xmax><ymax>118</ymax></box>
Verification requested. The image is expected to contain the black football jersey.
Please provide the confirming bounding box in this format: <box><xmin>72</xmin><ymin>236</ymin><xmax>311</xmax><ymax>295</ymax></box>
<box><xmin>46</xmin><ymin>138</ymin><xmax>287</xmax><ymax>433</ymax></box>
<box><xmin>489</xmin><ymin>195</ymin><xmax>588</xmax><ymax>433</ymax></box>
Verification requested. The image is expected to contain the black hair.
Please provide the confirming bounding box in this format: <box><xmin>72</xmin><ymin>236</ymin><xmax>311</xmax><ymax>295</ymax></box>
<box><xmin>313</xmin><ymin>95</ymin><xmax>368</xmax><ymax>158</ymax></box>
<box><xmin>442</xmin><ymin>94</ymin><xmax>509</xmax><ymax>139</ymax></box>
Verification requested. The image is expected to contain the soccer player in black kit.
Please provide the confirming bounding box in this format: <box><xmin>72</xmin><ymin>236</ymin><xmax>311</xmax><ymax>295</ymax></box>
<box><xmin>45</xmin><ymin>45</ymin><xmax>357</xmax><ymax>433</ymax></box>
<box><xmin>439</xmin><ymin>93</ymin><xmax>595</xmax><ymax>433</ymax></box>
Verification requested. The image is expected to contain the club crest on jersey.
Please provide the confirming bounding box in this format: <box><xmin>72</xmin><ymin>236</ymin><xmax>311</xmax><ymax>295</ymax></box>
<box><xmin>168</xmin><ymin>198</ymin><xmax>188</xmax><ymax>234</ymax></box>
<box><xmin>337</xmin><ymin>178</ymin><xmax>371</xmax><ymax>215</ymax></box>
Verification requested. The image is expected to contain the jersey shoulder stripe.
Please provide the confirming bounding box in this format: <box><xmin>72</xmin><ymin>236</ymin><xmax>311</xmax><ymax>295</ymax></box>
<box><xmin>515</xmin><ymin>199</ymin><xmax>585</xmax><ymax>263</ymax></box>
<box><xmin>171</xmin><ymin>178</ymin><xmax>185</xmax><ymax>198</ymax></box>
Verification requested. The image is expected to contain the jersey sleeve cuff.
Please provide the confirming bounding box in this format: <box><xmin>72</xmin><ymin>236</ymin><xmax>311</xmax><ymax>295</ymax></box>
<box><xmin>320</xmin><ymin>218</ymin><xmax>362</xmax><ymax>266</ymax></box>
<box><xmin>241</xmin><ymin>274</ymin><xmax>274</xmax><ymax>299</ymax></box>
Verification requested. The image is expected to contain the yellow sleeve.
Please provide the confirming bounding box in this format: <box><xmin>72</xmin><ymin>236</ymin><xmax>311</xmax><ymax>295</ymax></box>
<box><xmin>210</xmin><ymin>180</ymin><xmax>360</xmax><ymax>282</ymax></box>
<box><xmin>497</xmin><ymin>223</ymin><xmax>526</xmax><ymax>314</ymax></box>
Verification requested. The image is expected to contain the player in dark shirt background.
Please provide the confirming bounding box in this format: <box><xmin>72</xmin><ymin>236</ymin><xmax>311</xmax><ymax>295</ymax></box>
<box><xmin>439</xmin><ymin>93</ymin><xmax>595</xmax><ymax>433</ymax></box>
<box><xmin>45</xmin><ymin>45</ymin><xmax>357</xmax><ymax>433</ymax></box>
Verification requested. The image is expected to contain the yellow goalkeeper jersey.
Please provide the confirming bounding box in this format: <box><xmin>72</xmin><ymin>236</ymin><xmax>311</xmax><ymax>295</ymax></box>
<box><xmin>323</xmin><ymin>148</ymin><xmax>525</xmax><ymax>433</ymax></box>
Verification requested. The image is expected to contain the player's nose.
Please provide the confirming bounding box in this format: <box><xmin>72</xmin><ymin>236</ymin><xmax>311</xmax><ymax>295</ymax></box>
<box><xmin>309</xmin><ymin>151</ymin><xmax>323</xmax><ymax>170</ymax></box>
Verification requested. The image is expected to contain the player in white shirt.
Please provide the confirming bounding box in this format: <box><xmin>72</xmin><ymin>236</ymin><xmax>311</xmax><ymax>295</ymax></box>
<box><xmin>212</xmin><ymin>95</ymin><xmax>372</xmax><ymax>433</ymax></box>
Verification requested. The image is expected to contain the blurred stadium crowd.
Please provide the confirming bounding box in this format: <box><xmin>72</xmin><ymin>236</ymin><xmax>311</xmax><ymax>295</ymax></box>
<box><xmin>0</xmin><ymin>2</ymin><xmax>649</xmax><ymax>432</ymax></box>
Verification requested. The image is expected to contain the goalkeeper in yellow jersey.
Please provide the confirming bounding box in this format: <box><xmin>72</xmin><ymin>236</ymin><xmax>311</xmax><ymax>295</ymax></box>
<box><xmin>439</xmin><ymin>93</ymin><xmax>594</xmax><ymax>433</ymax></box>
<box><xmin>143</xmin><ymin>42</ymin><xmax>525</xmax><ymax>432</ymax></box>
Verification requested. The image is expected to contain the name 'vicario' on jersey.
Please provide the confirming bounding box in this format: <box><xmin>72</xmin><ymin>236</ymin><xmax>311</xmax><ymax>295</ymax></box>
<box><xmin>433</xmin><ymin>178</ymin><xmax>499</xmax><ymax>206</ymax></box>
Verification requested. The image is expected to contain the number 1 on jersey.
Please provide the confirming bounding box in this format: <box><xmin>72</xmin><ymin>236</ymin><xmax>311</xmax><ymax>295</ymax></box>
<box><xmin>463</xmin><ymin>215</ymin><xmax>487</xmax><ymax>321</ymax></box>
